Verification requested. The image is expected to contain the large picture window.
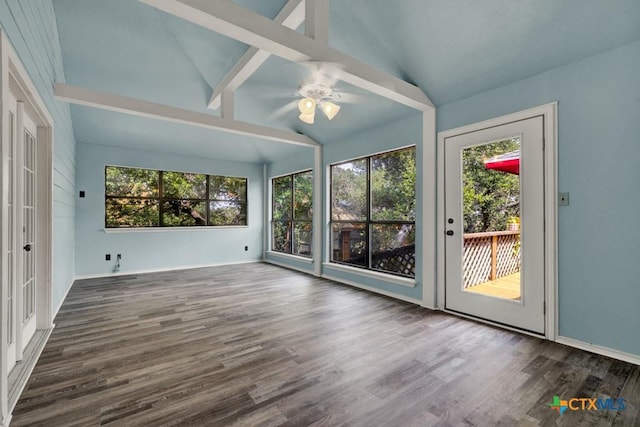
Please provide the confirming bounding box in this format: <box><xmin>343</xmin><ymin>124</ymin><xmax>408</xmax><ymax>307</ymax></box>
<box><xmin>330</xmin><ymin>147</ymin><xmax>415</xmax><ymax>277</ymax></box>
<box><xmin>105</xmin><ymin>166</ymin><xmax>247</xmax><ymax>228</ymax></box>
<box><xmin>272</xmin><ymin>170</ymin><xmax>313</xmax><ymax>257</ymax></box>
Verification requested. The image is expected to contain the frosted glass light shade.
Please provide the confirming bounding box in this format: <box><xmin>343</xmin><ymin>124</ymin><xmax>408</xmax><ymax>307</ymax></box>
<box><xmin>298</xmin><ymin>112</ymin><xmax>315</xmax><ymax>124</ymax></box>
<box><xmin>320</xmin><ymin>101</ymin><xmax>340</xmax><ymax>120</ymax></box>
<box><xmin>298</xmin><ymin>97</ymin><xmax>316</xmax><ymax>115</ymax></box>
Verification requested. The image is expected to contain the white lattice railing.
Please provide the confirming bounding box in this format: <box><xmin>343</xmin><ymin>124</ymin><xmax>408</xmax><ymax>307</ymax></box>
<box><xmin>463</xmin><ymin>231</ymin><xmax>520</xmax><ymax>288</ymax></box>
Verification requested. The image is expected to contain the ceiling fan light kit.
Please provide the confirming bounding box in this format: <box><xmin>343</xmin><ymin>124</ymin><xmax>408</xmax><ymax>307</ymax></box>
<box><xmin>298</xmin><ymin>112</ymin><xmax>315</xmax><ymax>124</ymax></box>
<box><xmin>297</xmin><ymin>83</ymin><xmax>341</xmax><ymax>123</ymax></box>
<box><xmin>320</xmin><ymin>101</ymin><xmax>340</xmax><ymax>120</ymax></box>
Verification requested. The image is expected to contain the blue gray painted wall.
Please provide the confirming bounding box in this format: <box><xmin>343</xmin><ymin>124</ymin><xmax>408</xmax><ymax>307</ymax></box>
<box><xmin>266</xmin><ymin>114</ymin><xmax>423</xmax><ymax>301</ymax></box>
<box><xmin>266</xmin><ymin>39</ymin><xmax>640</xmax><ymax>357</ymax></box>
<box><xmin>74</xmin><ymin>143</ymin><xmax>264</xmax><ymax>276</ymax></box>
<box><xmin>0</xmin><ymin>0</ymin><xmax>76</xmax><ymax>311</ymax></box>
<box><xmin>438</xmin><ymin>40</ymin><xmax>640</xmax><ymax>356</ymax></box>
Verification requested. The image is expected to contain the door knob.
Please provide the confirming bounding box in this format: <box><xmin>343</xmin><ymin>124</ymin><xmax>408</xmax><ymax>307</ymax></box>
<box><xmin>23</xmin><ymin>244</ymin><xmax>31</xmax><ymax>252</ymax></box>
<box><xmin>446</xmin><ymin>230</ymin><xmax>454</xmax><ymax>236</ymax></box>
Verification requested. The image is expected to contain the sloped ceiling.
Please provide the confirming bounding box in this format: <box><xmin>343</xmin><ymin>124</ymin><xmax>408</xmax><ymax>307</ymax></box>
<box><xmin>52</xmin><ymin>0</ymin><xmax>640</xmax><ymax>163</ymax></box>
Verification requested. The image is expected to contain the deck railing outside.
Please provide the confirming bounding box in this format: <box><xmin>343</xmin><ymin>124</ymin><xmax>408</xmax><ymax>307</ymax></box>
<box><xmin>463</xmin><ymin>230</ymin><xmax>520</xmax><ymax>288</ymax></box>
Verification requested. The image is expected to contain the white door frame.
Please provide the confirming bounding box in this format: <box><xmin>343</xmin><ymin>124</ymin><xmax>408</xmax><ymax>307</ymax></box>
<box><xmin>436</xmin><ymin>103</ymin><xmax>557</xmax><ymax>339</ymax></box>
<box><xmin>1</xmin><ymin>29</ymin><xmax>54</xmax><ymax>425</ymax></box>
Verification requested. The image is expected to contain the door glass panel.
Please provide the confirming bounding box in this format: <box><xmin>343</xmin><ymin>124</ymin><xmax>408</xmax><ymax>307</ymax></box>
<box><xmin>23</xmin><ymin>130</ymin><xmax>36</xmax><ymax>320</ymax></box>
<box><xmin>461</xmin><ymin>138</ymin><xmax>522</xmax><ymax>301</ymax></box>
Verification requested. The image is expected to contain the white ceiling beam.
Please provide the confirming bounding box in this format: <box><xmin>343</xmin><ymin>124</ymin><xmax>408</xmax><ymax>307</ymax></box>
<box><xmin>54</xmin><ymin>83</ymin><xmax>319</xmax><ymax>147</ymax></box>
<box><xmin>220</xmin><ymin>88</ymin><xmax>234</xmax><ymax>119</ymax></box>
<box><xmin>305</xmin><ymin>0</ymin><xmax>328</xmax><ymax>44</ymax></box>
<box><xmin>139</xmin><ymin>0</ymin><xmax>434</xmax><ymax>111</ymax></box>
<box><xmin>207</xmin><ymin>0</ymin><xmax>305</xmax><ymax>110</ymax></box>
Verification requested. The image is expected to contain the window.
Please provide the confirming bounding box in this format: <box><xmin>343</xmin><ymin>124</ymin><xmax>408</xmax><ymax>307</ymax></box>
<box><xmin>272</xmin><ymin>170</ymin><xmax>313</xmax><ymax>257</ymax></box>
<box><xmin>105</xmin><ymin>166</ymin><xmax>247</xmax><ymax>228</ymax></box>
<box><xmin>330</xmin><ymin>147</ymin><xmax>415</xmax><ymax>277</ymax></box>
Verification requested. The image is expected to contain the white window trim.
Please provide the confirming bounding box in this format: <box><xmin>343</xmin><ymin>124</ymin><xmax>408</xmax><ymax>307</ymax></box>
<box><xmin>103</xmin><ymin>226</ymin><xmax>249</xmax><ymax>233</ymax></box>
<box><xmin>323</xmin><ymin>262</ymin><xmax>416</xmax><ymax>288</ymax></box>
<box><xmin>266</xmin><ymin>250</ymin><xmax>313</xmax><ymax>264</ymax></box>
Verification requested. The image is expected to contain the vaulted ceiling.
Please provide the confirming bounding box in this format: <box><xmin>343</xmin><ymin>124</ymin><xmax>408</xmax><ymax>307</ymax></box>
<box><xmin>52</xmin><ymin>0</ymin><xmax>640</xmax><ymax>163</ymax></box>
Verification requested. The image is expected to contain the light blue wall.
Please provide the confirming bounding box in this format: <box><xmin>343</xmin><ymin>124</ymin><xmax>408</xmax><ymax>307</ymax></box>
<box><xmin>75</xmin><ymin>143</ymin><xmax>264</xmax><ymax>276</ymax></box>
<box><xmin>265</xmin><ymin>148</ymin><xmax>316</xmax><ymax>273</ymax></box>
<box><xmin>265</xmin><ymin>114</ymin><xmax>424</xmax><ymax>302</ymax></box>
<box><xmin>1</xmin><ymin>0</ymin><xmax>76</xmax><ymax>311</ymax></box>
<box><xmin>438</xmin><ymin>40</ymin><xmax>640</xmax><ymax>356</ymax></box>
<box><xmin>323</xmin><ymin>114</ymin><xmax>423</xmax><ymax>301</ymax></box>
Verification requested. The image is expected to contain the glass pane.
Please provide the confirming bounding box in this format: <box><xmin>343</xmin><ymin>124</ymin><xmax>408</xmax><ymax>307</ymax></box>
<box><xmin>210</xmin><ymin>176</ymin><xmax>247</xmax><ymax>201</ymax></box>
<box><xmin>209</xmin><ymin>201</ymin><xmax>246</xmax><ymax>226</ymax></box>
<box><xmin>331</xmin><ymin>159</ymin><xmax>367</xmax><ymax>221</ymax></box>
<box><xmin>331</xmin><ymin>222</ymin><xmax>366</xmax><ymax>267</ymax></box>
<box><xmin>371</xmin><ymin>148</ymin><xmax>416</xmax><ymax>221</ymax></box>
<box><xmin>272</xmin><ymin>221</ymin><xmax>291</xmax><ymax>253</ymax></box>
<box><xmin>162</xmin><ymin>200</ymin><xmax>207</xmax><ymax>226</ymax></box>
<box><xmin>163</xmin><ymin>171</ymin><xmax>206</xmax><ymax>199</ymax></box>
<box><xmin>273</xmin><ymin>176</ymin><xmax>292</xmax><ymax>220</ymax></box>
<box><xmin>462</xmin><ymin>138</ymin><xmax>521</xmax><ymax>301</ymax></box>
<box><xmin>293</xmin><ymin>222</ymin><xmax>312</xmax><ymax>257</ymax></box>
<box><xmin>371</xmin><ymin>223</ymin><xmax>415</xmax><ymax>277</ymax></box>
<box><xmin>106</xmin><ymin>198</ymin><xmax>159</xmax><ymax>227</ymax></box>
<box><xmin>105</xmin><ymin>166</ymin><xmax>158</xmax><ymax>197</ymax></box>
<box><xmin>294</xmin><ymin>171</ymin><xmax>313</xmax><ymax>220</ymax></box>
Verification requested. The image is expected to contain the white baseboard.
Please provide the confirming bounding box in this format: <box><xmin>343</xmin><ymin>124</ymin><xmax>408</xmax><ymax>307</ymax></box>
<box><xmin>321</xmin><ymin>273</ymin><xmax>422</xmax><ymax>305</ymax></box>
<box><xmin>264</xmin><ymin>259</ymin><xmax>315</xmax><ymax>275</ymax></box>
<box><xmin>556</xmin><ymin>336</ymin><xmax>640</xmax><ymax>366</ymax></box>
<box><xmin>73</xmin><ymin>260</ymin><xmax>261</xmax><ymax>281</ymax></box>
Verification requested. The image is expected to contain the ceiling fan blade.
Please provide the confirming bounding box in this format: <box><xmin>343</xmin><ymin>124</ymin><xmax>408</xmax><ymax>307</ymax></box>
<box><xmin>267</xmin><ymin>100</ymin><xmax>297</xmax><ymax>121</ymax></box>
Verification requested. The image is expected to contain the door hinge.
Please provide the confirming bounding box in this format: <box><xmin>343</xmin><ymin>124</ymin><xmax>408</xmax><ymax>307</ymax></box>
<box><xmin>543</xmin><ymin>302</ymin><xmax>546</xmax><ymax>314</ymax></box>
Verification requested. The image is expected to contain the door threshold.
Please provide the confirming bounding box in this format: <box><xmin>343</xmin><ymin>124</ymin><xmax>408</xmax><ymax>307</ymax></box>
<box><xmin>443</xmin><ymin>307</ymin><xmax>545</xmax><ymax>339</ymax></box>
<box><xmin>8</xmin><ymin>328</ymin><xmax>53</xmax><ymax>413</ymax></box>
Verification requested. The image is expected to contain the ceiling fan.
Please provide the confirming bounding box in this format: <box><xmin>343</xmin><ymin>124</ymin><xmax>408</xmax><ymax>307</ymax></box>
<box><xmin>296</xmin><ymin>82</ymin><xmax>341</xmax><ymax>124</ymax></box>
<box><xmin>261</xmin><ymin>61</ymin><xmax>361</xmax><ymax>125</ymax></box>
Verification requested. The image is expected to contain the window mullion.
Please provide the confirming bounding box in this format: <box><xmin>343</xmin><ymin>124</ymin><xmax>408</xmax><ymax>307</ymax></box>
<box><xmin>290</xmin><ymin>175</ymin><xmax>295</xmax><ymax>254</ymax></box>
<box><xmin>206</xmin><ymin>175</ymin><xmax>211</xmax><ymax>226</ymax></box>
<box><xmin>367</xmin><ymin>158</ymin><xmax>372</xmax><ymax>270</ymax></box>
<box><xmin>158</xmin><ymin>170</ymin><xmax>164</xmax><ymax>226</ymax></box>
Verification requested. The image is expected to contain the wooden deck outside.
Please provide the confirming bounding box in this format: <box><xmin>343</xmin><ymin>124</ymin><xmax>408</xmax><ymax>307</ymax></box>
<box><xmin>465</xmin><ymin>272</ymin><xmax>521</xmax><ymax>300</ymax></box>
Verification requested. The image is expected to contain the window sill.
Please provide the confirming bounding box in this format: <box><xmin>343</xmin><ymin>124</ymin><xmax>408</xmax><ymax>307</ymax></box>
<box><xmin>322</xmin><ymin>262</ymin><xmax>416</xmax><ymax>288</ymax></box>
<box><xmin>103</xmin><ymin>226</ymin><xmax>249</xmax><ymax>233</ymax></box>
<box><xmin>266</xmin><ymin>251</ymin><xmax>314</xmax><ymax>264</ymax></box>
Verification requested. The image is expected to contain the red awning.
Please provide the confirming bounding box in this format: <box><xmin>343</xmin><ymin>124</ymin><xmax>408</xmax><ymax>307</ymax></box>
<box><xmin>484</xmin><ymin>150</ymin><xmax>520</xmax><ymax>175</ymax></box>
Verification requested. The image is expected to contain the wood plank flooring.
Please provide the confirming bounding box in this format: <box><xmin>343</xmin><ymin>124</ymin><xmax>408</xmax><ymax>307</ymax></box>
<box><xmin>11</xmin><ymin>263</ymin><xmax>640</xmax><ymax>426</ymax></box>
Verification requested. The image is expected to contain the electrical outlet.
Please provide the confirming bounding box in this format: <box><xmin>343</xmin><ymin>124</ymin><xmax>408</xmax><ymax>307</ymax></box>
<box><xmin>244</xmin><ymin>246</ymin><xmax>248</xmax><ymax>251</ymax></box>
<box><xmin>559</xmin><ymin>192</ymin><xmax>570</xmax><ymax>206</ymax></box>
<box><xmin>105</xmin><ymin>254</ymin><xmax>111</xmax><ymax>261</ymax></box>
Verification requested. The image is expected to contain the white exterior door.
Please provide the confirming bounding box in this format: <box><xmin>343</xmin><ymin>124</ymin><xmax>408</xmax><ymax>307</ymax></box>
<box><xmin>5</xmin><ymin>95</ymin><xmax>38</xmax><ymax>373</ymax></box>
<box><xmin>444</xmin><ymin>116</ymin><xmax>545</xmax><ymax>334</ymax></box>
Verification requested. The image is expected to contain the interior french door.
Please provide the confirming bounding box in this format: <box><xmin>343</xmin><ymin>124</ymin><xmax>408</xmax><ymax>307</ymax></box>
<box><xmin>5</xmin><ymin>94</ymin><xmax>38</xmax><ymax>374</ymax></box>
<box><xmin>444</xmin><ymin>116</ymin><xmax>545</xmax><ymax>334</ymax></box>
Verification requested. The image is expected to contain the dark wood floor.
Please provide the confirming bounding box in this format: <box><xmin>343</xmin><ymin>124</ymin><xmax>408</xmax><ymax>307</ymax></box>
<box><xmin>11</xmin><ymin>263</ymin><xmax>640</xmax><ymax>426</ymax></box>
